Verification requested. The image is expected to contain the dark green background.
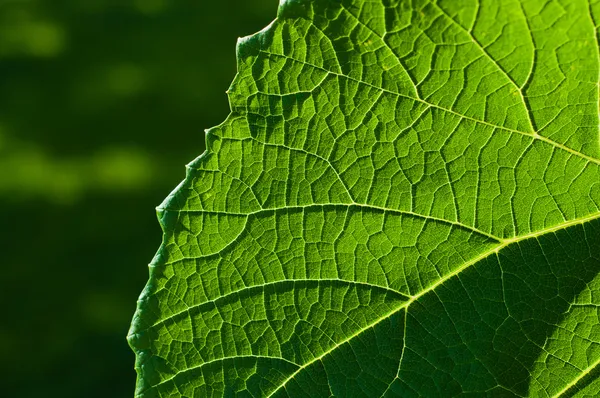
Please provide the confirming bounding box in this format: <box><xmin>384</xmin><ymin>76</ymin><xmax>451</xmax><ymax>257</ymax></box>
<box><xmin>0</xmin><ymin>1</ymin><xmax>277</xmax><ymax>396</ymax></box>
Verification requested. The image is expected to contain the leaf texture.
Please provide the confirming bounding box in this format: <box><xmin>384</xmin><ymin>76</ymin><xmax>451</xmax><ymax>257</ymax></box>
<box><xmin>128</xmin><ymin>0</ymin><xmax>600</xmax><ymax>396</ymax></box>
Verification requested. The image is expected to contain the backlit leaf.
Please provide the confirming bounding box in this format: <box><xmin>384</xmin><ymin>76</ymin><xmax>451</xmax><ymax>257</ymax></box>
<box><xmin>129</xmin><ymin>1</ymin><xmax>600</xmax><ymax>396</ymax></box>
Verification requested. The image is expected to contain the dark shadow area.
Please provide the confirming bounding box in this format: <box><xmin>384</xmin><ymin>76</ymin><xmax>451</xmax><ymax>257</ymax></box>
<box><xmin>389</xmin><ymin>218</ymin><xmax>600</xmax><ymax>396</ymax></box>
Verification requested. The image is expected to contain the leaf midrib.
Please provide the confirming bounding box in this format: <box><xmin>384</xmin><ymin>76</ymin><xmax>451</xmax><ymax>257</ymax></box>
<box><xmin>142</xmin><ymin>210</ymin><xmax>600</xmax><ymax>396</ymax></box>
<box><xmin>264</xmin><ymin>210</ymin><xmax>600</xmax><ymax>397</ymax></box>
<box><xmin>553</xmin><ymin>356</ymin><xmax>600</xmax><ymax>397</ymax></box>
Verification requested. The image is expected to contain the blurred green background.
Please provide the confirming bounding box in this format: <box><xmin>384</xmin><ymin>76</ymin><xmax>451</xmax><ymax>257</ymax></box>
<box><xmin>0</xmin><ymin>0</ymin><xmax>277</xmax><ymax>396</ymax></box>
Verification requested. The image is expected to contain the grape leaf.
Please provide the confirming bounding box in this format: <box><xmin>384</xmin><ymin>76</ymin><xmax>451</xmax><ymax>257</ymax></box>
<box><xmin>128</xmin><ymin>0</ymin><xmax>600</xmax><ymax>396</ymax></box>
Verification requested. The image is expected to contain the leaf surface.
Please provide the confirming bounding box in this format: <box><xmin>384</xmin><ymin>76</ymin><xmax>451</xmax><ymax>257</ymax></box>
<box><xmin>129</xmin><ymin>0</ymin><xmax>600</xmax><ymax>396</ymax></box>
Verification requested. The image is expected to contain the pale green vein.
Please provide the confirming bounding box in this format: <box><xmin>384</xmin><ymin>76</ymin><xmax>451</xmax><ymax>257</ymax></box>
<box><xmin>146</xmin><ymin>278</ymin><xmax>410</xmax><ymax>330</ymax></box>
<box><xmin>256</xmin><ymin>48</ymin><xmax>600</xmax><ymax>167</ymax></box>
<box><xmin>553</xmin><ymin>356</ymin><xmax>600</xmax><ymax>397</ymax></box>
<box><xmin>158</xmin><ymin>202</ymin><xmax>502</xmax><ymax>253</ymax></box>
<box><xmin>339</xmin><ymin>3</ymin><xmax>421</xmax><ymax>99</ymax></box>
<box><xmin>431</xmin><ymin>0</ymin><xmax>536</xmax><ymax>134</ymax></box>
<box><xmin>379</xmin><ymin>307</ymin><xmax>408</xmax><ymax>398</ymax></box>
<box><xmin>588</xmin><ymin>0</ymin><xmax>600</xmax><ymax>152</ymax></box>
<box><xmin>265</xmin><ymin>210</ymin><xmax>600</xmax><ymax>397</ymax></box>
<box><xmin>139</xmin><ymin>355</ymin><xmax>301</xmax><ymax>397</ymax></box>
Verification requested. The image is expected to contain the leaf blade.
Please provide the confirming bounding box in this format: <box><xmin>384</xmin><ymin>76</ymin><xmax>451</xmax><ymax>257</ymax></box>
<box><xmin>129</xmin><ymin>1</ymin><xmax>600</xmax><ymax>396</ymax></box>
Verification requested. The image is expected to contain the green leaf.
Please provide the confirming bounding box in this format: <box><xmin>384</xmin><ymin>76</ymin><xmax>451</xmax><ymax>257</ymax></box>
<box><xmin>128</xmin><ymin>0</ymin><xmax>600</xmax><ymax>396</ymax></box>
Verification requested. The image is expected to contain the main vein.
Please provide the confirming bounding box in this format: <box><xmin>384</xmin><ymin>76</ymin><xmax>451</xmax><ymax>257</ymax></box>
<box><xmin>265</xmin><ymin>210</ymin><xmax>600</xmax><ymax>397</ymax></box>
